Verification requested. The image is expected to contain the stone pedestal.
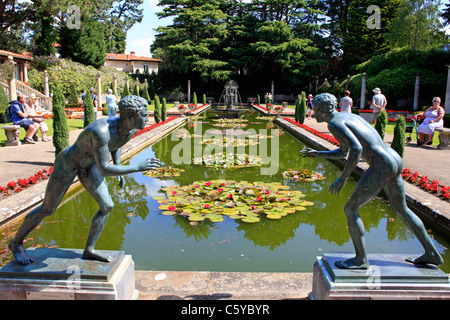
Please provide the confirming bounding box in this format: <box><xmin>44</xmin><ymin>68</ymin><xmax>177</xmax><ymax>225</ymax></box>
<box><xmin>311</xmin><ymin>253</ymin><xmax>450</xmax><ymax>300</ymax></box>
<box><xmin>0</xmin><ymin>248</ymin><xmax>138</xmax><ymax>300</ymax></box>
<box><xmin>435</xmin><ymin>128</ymin><xmax>450</xmax><ymax>150</ymax></box>
<box><xmin>2</xmin><ymin>125</ymin><xmax>21</xmax><ymax>146</ymax></box>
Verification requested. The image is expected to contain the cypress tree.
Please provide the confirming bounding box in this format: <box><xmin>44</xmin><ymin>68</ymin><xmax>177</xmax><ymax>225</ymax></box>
<box><xmin>52</xmin><ymin>87</ymin><xmax>70</xmax><ymax>156</ymax></box>
<box><xmin>161</xmin><ymin>98</ymin><xmax>167</xmax><ymax>122</ymax></box>
<box><xmin>154</xmin><ymin>95</ymin><xmax>161</xmax><ymax>124</ymax></box>
<box><xmin>294</xmin><ymin>94</ymin><xmax>301</xmax><ymax>122</ymax></box>
<box><xmin>67</xmin><ymin>84</ymin><xmax>79</xmax><ymax>105</ymax></box>
<box><xmin>0</xmin><ymin>85</ymin><xmax>9</xmax><ymax>123</ymax></box>
<box><xmin>83</xmin><ymin>89</ymin><xmax>96</xmax><ymax>128</ymax></box>
<box><xmin>375</xmin><ymin>110</ymin><xmax>388</xmax><ymax>140</ymax></box>
<box><xmin>203</xmin><ymin>93</ymin><xmax>206</xmax><ymax>105</ymax></box>
<box><xmin>121</xmin><ymin>83</ymin><xmax>130</xmax><ymax>98</ymax></box>
<box><xmin>142</xmin><ymin>83</ymin><xmax>151</xmax><ymax>105</ymax></box>
<box><xmin>391</xmin><ymin>116</ymin><xmax>406</xmax><ymax>157</ymax></box>
<box><xmin>299</xmin><ymin>92</ymin><xmax>307</xmax><ymax>124</ymax></box>
<box><xmin>133</xmin><ymin>83</ymin><xmax>140</xmax><ymax>96</ymax></box>
<box><xmin>193</xmin><ymin>92</ymin><xmax>197</xmax><ymax>106</ymax></box>
<box><xmin>257</xmin><ymin>95</ymin><xmax>260</xmax><ymax>105</ymax></box>
<box><xmin>148</xmin><ymin>81</ymin><xmax>155</xmax><ymax>102</ymax></box>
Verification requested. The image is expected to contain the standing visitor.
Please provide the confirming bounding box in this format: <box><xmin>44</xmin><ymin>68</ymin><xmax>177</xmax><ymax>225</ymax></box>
<box><xmin>105</xmin><ymin>89</ymin><xmax>119</xmax><ymax>117</ymax></box>
<box><xmin>339</xmin><ymin>90</ymin><xmax>353</xmax><ymax>113</ymax></box>
<box><xmin>370</xmin><ymin>87</ymin><xmax>387</xmax><ymax>124</ymax></box>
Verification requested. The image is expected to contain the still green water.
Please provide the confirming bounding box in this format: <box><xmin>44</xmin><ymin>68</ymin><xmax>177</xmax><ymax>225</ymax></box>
<box><xmin>21</xmin><ymin>111</ymin><xmax>450</xmax><ymax>272</ymax></box>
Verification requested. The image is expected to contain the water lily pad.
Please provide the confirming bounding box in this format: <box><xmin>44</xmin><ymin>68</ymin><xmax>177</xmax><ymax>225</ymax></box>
<box><xmin>162</xmin><ymin>211</ymin><xmax>176</xmax><ymax>216</ymax></box>
<box><xmin>189</xmin><ymin>214</ymin><xmax>206</xmax><ymax>222</ymax></box>
<box><xmin>242</xmin><ymin>216</ymin><xmax>260</xmax><ymax>223</ymax></box>
<box><xmin>153</xmin><ymin>196</ymin><xmax>167</xmax><ymax>201</ymax></box>
<box><xmin>266</xmin><ymin>214</ymin><xmax>282</xmax><ymax>219</ymax></box>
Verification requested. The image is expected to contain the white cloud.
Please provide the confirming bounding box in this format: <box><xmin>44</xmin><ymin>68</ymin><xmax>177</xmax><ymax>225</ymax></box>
<box><xmin>126</xmin><ymin>37</ymin><xmax>155</xmax><ymax>57</ymax></box>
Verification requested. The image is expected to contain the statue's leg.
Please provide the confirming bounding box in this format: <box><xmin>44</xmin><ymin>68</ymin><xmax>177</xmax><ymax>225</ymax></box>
<box><xmin>79</xmin><ymin>164</ymin><xmax>114</xmax><ymax>263</ymax></box>
<box><xmin>385</xmin><ymin>175</ymin><xmax>443</xmax><ymax>266</ymax></box>
<box><xmin>336</xmin><ymin>168</ymin><xmax>385</xmax><ymax>269</ymax></box>
<box><xmin>9</xmin><ymin>161</ymin><xmax>76</xmax><ymax>265</ymax></box>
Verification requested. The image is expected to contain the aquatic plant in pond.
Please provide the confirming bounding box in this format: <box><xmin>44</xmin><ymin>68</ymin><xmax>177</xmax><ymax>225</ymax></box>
<box><xmin>154</xmin><ymin>179</ymin><xmax>314</xmax><ymax>224</ymax></box>
<box><xmin>193</xmin><ymin>153</ymin><xmax>263</xmax><ymax>169</ymax></box>
<box><xmin>282</xmin><ymin>169</ymin><xmax>325</xmax><ymax>182</ymax></box>
<box><xmin>199</xmin><ymin>137</ymin><xmax>260</xmax><ymax>147</ymax></box>
<box><xmin>144</xmin><ymin>166</ymin><xmax>185</xmax><ymax>178</ymax></box>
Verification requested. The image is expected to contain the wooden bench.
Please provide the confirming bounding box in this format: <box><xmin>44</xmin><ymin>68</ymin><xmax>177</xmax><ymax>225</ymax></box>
<box><xmin>1</xmin><ymin>125</ymin><xmax>21</xmax><ymax>146</ymax></box>
<box><xmin>435</xmin><ymin>128</ymin><xmax>450</xmax><ymax>150</ymax></box>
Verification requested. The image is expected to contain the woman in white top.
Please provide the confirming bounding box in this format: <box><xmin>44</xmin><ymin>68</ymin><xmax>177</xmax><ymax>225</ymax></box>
<box><xmin>339</xmin><ymin>90</ymin><xmax>353</xmax><ymax>112</ymax></box>
<box><xmin>415</xmin><ymin>97</ymin><xmax>445</xmax><ymax>146</ymax></box>
<box><xmin>26</xmin><ymin>94</ymin><xmax>51</xmax><ymax>142</ymax></box>
<box><xmin>105</xmin><ymin>89</ymin><xmax>119</xmax><ymax>117</ymax></box>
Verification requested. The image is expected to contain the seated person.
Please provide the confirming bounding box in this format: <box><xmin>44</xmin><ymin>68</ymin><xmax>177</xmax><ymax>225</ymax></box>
<box><xmin>415</xmin><ymin>97</ymin><xmax>445</xmax><ymax>146</ymax></box>
<box><xmin>10</xmin><ymin>94</ymin><xmax>40</xmax><ymax>144</ymax></box>
<box><xmin>26</xmin><ymin>94</ymin><xmax>51</xmax><ymax>142</ymax></box>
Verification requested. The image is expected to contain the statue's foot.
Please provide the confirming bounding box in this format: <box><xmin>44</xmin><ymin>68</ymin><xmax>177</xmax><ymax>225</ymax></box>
<box><xmin>335</xmin><ymin>257</ymin><xmax>369</xmax><ymax>269</ymax></box>
<box><xmin>82</xmin><ymin>249</ymin><xmax>112</xmax><ymax>263</ymax></box>
<box><xmin>405</xmin><ymin>252</ymin><xmax>443</xmax><ymax>266</ymax></box>
<box><xmin>8</xmin><ymin>241</ymin><xmax>34</xmax><ymax>265</ymax></box>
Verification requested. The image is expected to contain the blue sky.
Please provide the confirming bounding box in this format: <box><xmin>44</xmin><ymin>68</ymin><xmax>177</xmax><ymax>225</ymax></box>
<box><xmin>125</xmin><ymin>0</ymin><xmax>172</xmax><ymax>57</ymax></box>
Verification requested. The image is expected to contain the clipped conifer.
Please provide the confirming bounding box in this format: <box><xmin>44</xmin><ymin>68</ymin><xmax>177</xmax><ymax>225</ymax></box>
<box><xmin>192</xmin><ymin>92</ymin><xmax>197</xmax><ymax>107</ymax></box>
<box><xmin>142</xmin><ymin>83</ymin><xmax>151</xmax><ymax>105</ymax></box>
<box><xmin>121</xmin><ymin>83</ymin><xmax>130</xmax><ymax>98</ymax></box>
<box><xmin>52</xmin><ymin>86</ymin><xmax>70</xmax><ymax>156</ymax></box>
<box><xmin>203</xmin><ymin>93</ymin><xmax>206</xmax><ymax>105</ymax></box>
<box><xmin>0</xmin><ymin>85</ymin><xmax>9</xmax><ymax>123</ymax></box>
<box><xmin>299</xmin><ymin>92</ymin><xmax>307</xmax><ymax>124</ymax></box>
<box><xmin>391</xmin><ymin>116</ymin><xmax>406</xmax><ymax>157</ymax></box>
<box><xmin>161</xmin><ymin>97</ymin><xmax>167</xmax><ymax>122</ymax></box>
<box><xmin>133</xmin><ymin>82</ymin><xmax>140</xmax><ymax>96</ymax></box>
<box><xmin>83</xmin><ymin>89</ymin><xmax>96</xmax><ymax>128</ymax></box>
<box><xmin>375</xmin><ymin>110</ymin><xmax>388</xmax><ymax>140</ymax></box>
<box><xmin>154</xmin><ymin>95</ymin><xmax>161</xmax><ymax>123</ymax></box>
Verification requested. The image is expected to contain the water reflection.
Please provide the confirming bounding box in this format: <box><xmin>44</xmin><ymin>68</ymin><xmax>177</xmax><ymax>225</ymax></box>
<box><xmin>25</xmin><ymin>112</ymin><xmax>449</xmax><ymax>272</ymax></box>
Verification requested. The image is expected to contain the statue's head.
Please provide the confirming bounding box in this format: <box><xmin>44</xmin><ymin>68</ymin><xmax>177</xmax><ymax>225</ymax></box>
<box><xmin>312</xmin><ymin>93</ymin><xmax>337</xmax><ymax>113</ymax></box>
<box><xmin>118</xmin><ymin>95</ymin><xmax>148</xmax><ymax>119</ymax></box>
<box><xmin>312</xmin><ymin>93</ymin><xmax>337</xmax><ymax>123</ymax></box>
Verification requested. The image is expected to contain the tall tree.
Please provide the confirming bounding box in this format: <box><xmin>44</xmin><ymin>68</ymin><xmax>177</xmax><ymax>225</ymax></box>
<box><xmin>443</xmin><ymin>3</ymin><xmax>450</xmax><ymax>26</ymax></box>
<box><xmin>386</xmin><ymin>0</ymin><xmax>447</xmax><ymax>50</ymax></box>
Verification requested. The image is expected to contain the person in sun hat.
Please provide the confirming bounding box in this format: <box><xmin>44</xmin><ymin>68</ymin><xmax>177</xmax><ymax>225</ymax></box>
<box><xmin>370</xmin><ymin>87</ymin><xmax>387</xmax><ymax>124</ymax></box>
<box><xmin>9</xmin><ymin>95</ymin><xmax>161</xmax><ymax>265</ymax></box>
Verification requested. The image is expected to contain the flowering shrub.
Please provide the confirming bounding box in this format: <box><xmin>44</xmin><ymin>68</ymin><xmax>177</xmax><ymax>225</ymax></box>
<box><xmin>132</xmin><ymin>116</ymin><xmax>177</xmax><ymax>138</ymax></box>
<box><xmin>0</xmin><ymin>167</ymin><xmax>53</xmax><ymax>197</ymax></box>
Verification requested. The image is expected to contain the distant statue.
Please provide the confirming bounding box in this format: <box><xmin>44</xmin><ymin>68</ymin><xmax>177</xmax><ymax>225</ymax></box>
<box><xmin>9</xmin><ymin>95</ymin><xmax>160</xmax><ymax>265</ymax></box>
<box><xmin>301</xmin><ymin>93</ymin><xmax>443</xmax><ymax>269</ymax></box>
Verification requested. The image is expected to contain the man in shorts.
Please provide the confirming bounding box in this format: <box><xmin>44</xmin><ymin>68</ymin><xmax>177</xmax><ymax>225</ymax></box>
<box><xmin>10</xmin><ymin>94</ymin><xmax>40</xmax><ymax>144</ymax></box>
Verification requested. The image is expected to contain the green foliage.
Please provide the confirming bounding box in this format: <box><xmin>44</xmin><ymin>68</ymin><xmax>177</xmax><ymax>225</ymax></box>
<box><xmin>203</xmin><ymin>94</ymin><xmax>206</xmax><ymax>105</ymax></box>
<box><xmin>0</xmin><ymin>85</ymin><xmax>9</xmax><ymax>123</ymax></box>
<box><xmin>375</xmin><ymin>110</ymin><xmax>388</xmax><ymax>140</ymax></box>
<box><xmin>391</xmin><ymin>116</ymin><xmax>406</xmax><ymax>157</ymax></box>
<box><xmin>67</xmin><ymin>84</ymin><xmax>79</xmax><ymax>105</ymax></box>
<box><xmin>154</xmin><ymin>95</ymin><xmax>161</xmax><ymax>124</ymax></box>
<box><xmin>161</xmin><ymin>98</ymin><xmax>167</xmax><ymax>122</ymax></box>
<box><xmin>351</xmin><ymin>48</ymin><xmax>450</xmax><ymax>106</ymax></box>
<box><xmin>133</xmin><ymin>83</ymin><xmax>140</xmax><ymax>96</ymax></box>
<box><xmin>59</xmin><ymin>17</ymin><xmax>106</xmax><ymax>69</ymax></box>
<box><xmin>121</xmin><ymin>83</ymin><xmax>131</xmax><ymax>98</ymax></box>
<box><xmin>193</xmin><ymin>92</ymin><xmax>197</xmax><ymax>106</ymax></box>
<box><xmin>28</xmin><ymin>58</ymin><xmax>128</xmax><ymax>100</ymax></box>
<box><xmin>52</xmin><ymin>87</ymin><xmax>69</xmax><ymax>156</ymax></box>
<box><xmin>83</xmin><ymin>90</ymin><xmax>96</xmax><ymax>128</ymax></box>
<box><xmin>142</xmin><ymin>83</ymin><xmax>151</xmax><ymax>104</ymax></box>
<box><xmin>299</xmin><ymin>92</ymin><xmax>307</xmax><ymax>124</ymax></box>
<box><xmin>257</xmin><ymin>95</ymin><xmax>261</xmax><ymax>105</ymax></box>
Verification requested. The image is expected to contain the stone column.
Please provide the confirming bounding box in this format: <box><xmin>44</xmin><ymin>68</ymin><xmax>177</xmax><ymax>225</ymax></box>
<box><xmin>271</xmin><ymin>80</ymin><xmax>274</xmax><ymax>99</ymax></box>
<box><xmin>113</xmin><ymin>74</ymin><xmax>117</xmax><ymax>96</ymax></box>
<box><xmin>96</xmin><ymin>71</ymin><xmax>102</xmax><ymax>117</ymax></box>
<box><xmin>360</xmin><ymin>73</ymin><xmax>366</xmax><ymax>109</ymax></box>
<box><xmin>44</xmin><ymin>70</ymin><xmax>49</xmax><ymax>97</ymax></box>
<box><xmin>413</xmin><ymin>73</ymin><xmax>420</xmax><ymax>111</ymax></box>
<box><xmin>187</xmin><ymin>80</ymin><xmax>191</xmax><ymax>103</ymax></box>
<box><xmin>445</xmin><ymin>65</ymin><xmax>450</xmax><ymax>114</ymax></box>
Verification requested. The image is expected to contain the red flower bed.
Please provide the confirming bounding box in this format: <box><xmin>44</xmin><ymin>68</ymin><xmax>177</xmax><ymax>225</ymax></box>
<box><xmin>132</xmin><ymin>116</ymin><xmax>178</xmax><ymax>138</ymax></box>
<box><xmin>0</xmin><ymin>168</ymin><xmax>53</xmax><ymax>197</ymax></box>
<box><xmin>283</xmin><ymin>117</ymin><xmax>340</xmax><ymax>146</ymax></box>
<box><xmin>401</xmin><ymin>168</ymin><xmax>449</xmax><ymax>202</ymax></box>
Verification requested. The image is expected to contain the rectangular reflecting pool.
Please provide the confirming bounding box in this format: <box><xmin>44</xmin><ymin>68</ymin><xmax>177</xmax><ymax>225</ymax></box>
<box><xmin>6</xmin><ymin>110</ymin><xmax>450</xmax><ymax>273</ymax></box>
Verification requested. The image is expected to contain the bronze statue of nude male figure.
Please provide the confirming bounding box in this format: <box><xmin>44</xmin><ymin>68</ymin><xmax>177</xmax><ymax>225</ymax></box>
<box><xmin>9</xmin><ymin>95</ymin><xmax>160</xmax><ymax>265</ymax></box>
<box><xmin>301</xmin><ymin>93</ymin><xmax>443</xmax><ymax>269</ymax></box>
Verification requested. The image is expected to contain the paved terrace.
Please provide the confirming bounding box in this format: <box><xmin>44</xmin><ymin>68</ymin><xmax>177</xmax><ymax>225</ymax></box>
<box><xmin>0</xmin><ymin>105</ymin><xmax>448</xmax><ymax>300</ymax></box>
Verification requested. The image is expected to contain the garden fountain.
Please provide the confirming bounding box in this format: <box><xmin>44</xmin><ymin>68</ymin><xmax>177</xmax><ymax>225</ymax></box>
<box><xmin>213</xmin><ymin>80</ymin><xmax>247</xmax><ymax>118</ymax></box>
